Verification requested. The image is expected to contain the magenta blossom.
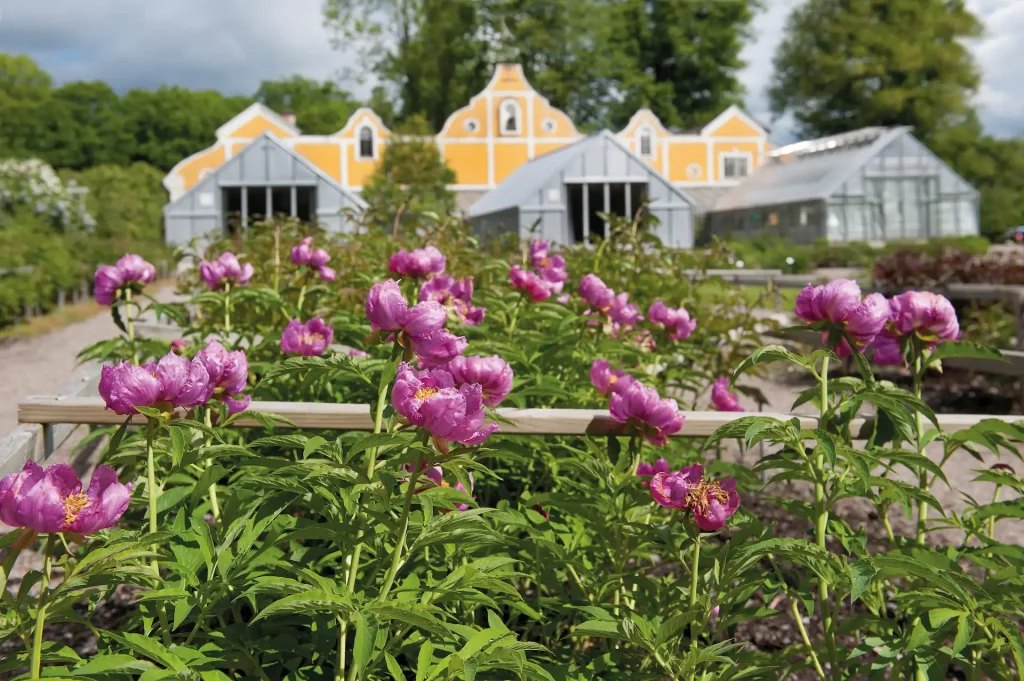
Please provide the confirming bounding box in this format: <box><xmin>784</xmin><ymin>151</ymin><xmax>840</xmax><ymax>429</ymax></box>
<box><xmin>608</xmin><ymin>293</ymin><xmax>643</xmax><ymax>329</ymax></box>
<box><xmin>199</xmin><ymin>252</ymin><xmax>254</xmax><ymax>290</ymax></box>
<box><xmin>579</xmin><ymin>274</ymin><xmax>615</xmax><ymax>311</ymax></box>
<box><xmin>636</xmin><ymin>458</ymin><xmax>670</xmax><ymax>488</ymax></box>
<box><xmin>366</xmin><ymin>279</ymin><xmax>409</xmax><ymax>332</ymax></box>
<box><xmin>290</xmin><ymin>237</ymin><xmax>335</xmax><ymax>282</ymax></box>
<box><xmin>196</xmin><ymin>340</ymin><xmax>249</xmax><ymax>411</ymax></box>
<box><xmin>609</xmin><ymin>380</ymin><xmax>686</xmax><ymax>446</ymax></box>
<box><xmin>348</xmin><ymin>348</ymin><xmax>370</xmax><ymax>358</ymax></box>
<box><xmin>0</xmin><ymin>462</ymin><xmax>132</xmax><ymax>535</ymax></box>
<box><xmin>590</xmin><ymin>359</ymin><xmax>635</xmax><ymax>395</ymax></box>
<box><xmin>711</xmin><ymin>377</ymin><xmax>743</xmax><ymax>412</ymax></box>
<box><xmin>649</xmin><ymin>301</ymin><xmax>698</xmax><ymax>341</ymax></box>
<box><xmin>170</xmin><ymin>339</ymin><xmax>188</xmax><ymax>355</ymax></box>
<box><xmin>420</xmin><ymin>276</ymin><xmax>485</xmax><ymax>326</ymax></box>
<box><xmin>888</xmin><ymin>291</ymin><xmax>960</xmax><ymax>343</ymax></box>
<box><xmin>391</xmin><ymin>362</ymin><xmax>498</xmax><ymax>447</ymax></box>
<box><xmin>445</xmin><ymin>354</ymin><xmax>514</xmax><ymax>407</ymax></box>
<box><xmin>870</xmin><ymin>329</ymin><xmax>904</xmax><ymax>366</ymax></box>
<box><xmin>529</xmin><ymin>240</ymin><xmax>551</xmax><ymax>269</ymax></box>
<box><xmin>531</xmin><ymin>240</ymin><xmax>568</xmax><ymax>294</ymax></box>
<box><xmin>94</xmin><ymin>254</ymin><xmax>157</xmax><ymax>306</ymax></box>
<box><xmin>649</xmin><ymin>465</ymin><xmax>702</xmax><ymax>509</ymax></box>
<box><xmin>409</xmin><ymin>328</ymin><xmax>468</xmax><ymax>367</ymax></box>
<box><xmin>281</xmin><ymin>318</ymin><xmax>333</xmax><ymax>356</ymax></box>
<box><xmin>390</xmin><ymin>246</ymin><xmax>446</xmax><ymax>278</ymax></box>
<box><xmin>795</xmin><ymin>279</ymin><xmax>889</xmax><ymax>353</ymax></box>
<box><xmin>650</xmin><ymin>463</ymin><xmax>740</xmax><ymax>531</ymax></box>
<box><xmin>510</xmin><ymin>265</ymin><xmax>553</xmax><ymax>302</ymax></box>
<box><xmin>422</xmin><ymin>466</ymin><xmax>474</xmax><ymax>511</ymax></box>
<box><xmin>403</xmin><ymin>301</ymin><xmax>448</xmax><ymax>338</ymax></box>
<box><xmin>100</xmin><ymin>353</ymin><xmax>210</xmax><ymax>415</ymax></box>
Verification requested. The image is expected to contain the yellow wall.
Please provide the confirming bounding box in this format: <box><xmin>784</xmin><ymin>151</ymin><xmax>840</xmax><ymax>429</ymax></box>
<box><xmin>295</xmin><ymin>143</ymin><xmax>342</xmax><ymax>182</ymax></box>
<box><xmin>178</xmin><ymin>146</ymin><xmax>225</xmax><ymax>188</ymax></box>
<box><xmin>443</xmin><ymin>144</ymin><xmax>489</xmax><ymax>185</ymax></box>
<box><xmin>709</xmin><ymin>116</ymin><xmax>761</xmax><ymax>138</ymax></box>
<box><xmin>494</xmin><ymin>144</ymin><xmax>529</xmax><ymax>183</ymax></box>
<box><xmin>491</xmin><ymin>64</ymin><xmax>531</xmax><ymax>92</ymax></box>
<box><xmin>667</xmin><ymin>142</ymin><xmax>708</xmax><ymax>183</ymax></box>
<box><xmin>532</xmin><ymin>100</ymin><xmax>576</xmax><ymax>138</ymax></box>
<box><xmin>534</xmin><ymin>141</ymin><xmax>572</xmax><ymax>157</ymax></box>
<box><xmin>442</xmin><ymin>98</ymin><xmax>489</xmax><ymax>139</ymax></box>
<box><xmin>346</xmin><ymin>143</ymin><xmax>388</xmax><ymax>186</ymax></box>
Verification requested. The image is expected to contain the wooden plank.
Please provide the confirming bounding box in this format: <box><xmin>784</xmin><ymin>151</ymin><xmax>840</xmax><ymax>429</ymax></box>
<box><xmin>16</xmin><ymin>395</ymin><xmax>1023</xmax><ymax>439</ymax></box>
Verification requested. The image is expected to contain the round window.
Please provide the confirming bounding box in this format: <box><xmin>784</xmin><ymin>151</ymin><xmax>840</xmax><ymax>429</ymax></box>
<box><xmin>464</xmin><ymin>118</ymin><xmax>480</xmax><ymax>133</ymax></box>
<box><xmin>686</xmin><ymin>163</ymin><xmax>703</xmax><ymax>180</ymax></box>
<box><xmin>541</xmin><ymin>118</ymin><xmax>557</xmax><ymax>133</ymax></box>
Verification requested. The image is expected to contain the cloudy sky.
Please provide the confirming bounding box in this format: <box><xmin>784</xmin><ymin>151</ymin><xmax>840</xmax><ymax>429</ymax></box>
<box><xmin>2</xmin><ymin>0</ymin><xmax>1022</xmax><ymax>141</ymax></box>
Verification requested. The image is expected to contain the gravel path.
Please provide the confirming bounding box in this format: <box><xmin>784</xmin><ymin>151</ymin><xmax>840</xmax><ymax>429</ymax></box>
<box><xmin>0</xmin><ymin>284</ymin><xmax>177</xmax><ymax>436</ymax></box>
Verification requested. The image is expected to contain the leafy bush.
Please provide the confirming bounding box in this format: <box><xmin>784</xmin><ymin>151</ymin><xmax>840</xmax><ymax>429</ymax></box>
<box><xmin>2</xmin><ymin>214</ymin><xmax>1023</xmax><ymax>681</ymax></box>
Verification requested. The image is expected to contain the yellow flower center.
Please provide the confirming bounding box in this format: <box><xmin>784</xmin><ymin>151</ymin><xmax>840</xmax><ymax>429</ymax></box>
<box><xmin>685</xmin><ymin>480</ymin><xmax>729</xmax><ymax>516</ymax></box>
<box><xmin>64</xmin><ymin>493</ymin><xmax>90</xmax><ymax>526</ymax></box>
<box><xmin>415</xmin><ymin>387</ymin><xmax>438</xmax><ymax>401</ymax></box>
<box><xmin>440</xmin><ymin>480</ymin><xmax>450</xmax><ymax>488</ymax></box>
<box><xmin>540</xmin><ymin>257</ymin><xmax>551</xmax><ymax>268</ymax></box>
<box><xmin>608</xmin><ymin>375</ymin><xmax>618</xmax><ymax>386</ymax></box>
<box><xmin>300</xmin><ymin>332</ymin><xmax>324</xmax><ymax>346</ymax></box>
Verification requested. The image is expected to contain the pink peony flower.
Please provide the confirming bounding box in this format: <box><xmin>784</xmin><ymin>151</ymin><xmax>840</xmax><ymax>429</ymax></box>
<box><xmin>420</xmin><ymin>276</ymin><xmax>485</xmax><ymax>326</ymax></box>
<box><xmin>409</xmin><ymin>328</ymin><xmax>468</xmax><ymax>367</ymax></box>
<box><xmin>348</xmin><ymin>348</ymin><xmax>370</xmax><ymax>358</ymax></box>
<box><xmin>100</xmin><ymin>353</ymin><xmax>210</xmax><ymax>415</ymax></box>
<box><xmin>169</xmin><ymin>339</ymin><xmax>188</xmax><ymax>355</ymax></box>
<box><xmin>199</xmin><ymin>252</ymin><xmax>254</xmax><ymax>290</ymax></box>
<box><xmin>0</xmin><ymin>462</ymin><xmax>132</xmax><ymax>535</ymax></box>
<box><xmin>366</xmin><ymin>279</ymin><xmax>409</xmax><ymax>332</ymax></box>
<box><xmin>636</xmin><ymin>458</ymin><xmax>670</xmax><ymax>488</ymax></box>
<box><xmin>421</xmin><ymin>466</ymin><xmax>474</xmax><ymax>511</ymax></box>
<box><xmin>795</xmin><ymin>279</ymin><xmax>889</xmax><ymax>353</ymax></box>
<box><xmin>649</xmin><ymin>301</ymin><xmax>698</xmax><ymax>341</ymax></box>
<box><xmin>390</xmin><ymin>246</ymin><xmax>446</xmax><ymax>278</ymax></box>
<box><xmin>710</xmin><ymin>377</ymin><xmax>743</xmax><ymax>412</ymax></box>
<box><xmin>609</xmin><ymin>380</ymin><xmax>685</xmax><ymax>446</ymax></box>
<box><xmin>888</xmin><ymin>291</ymin><xmax>960</xmax><ymax>343</ymax></box>
<box><xmin>579</xmin><ymin>274</ymin><xmax>615</xmax><ymax>311</ymax></box>
<box><xmin>318</xmin><ymin>266</ymin><xmax>336</xmax><ymax>283</ymax></box>
<box><xmin>280</xmin><ymin>318</ymin><xmax>333</xmax><ymax>356</ymax></box>
<box><xmin>870</xmin><ymin>329</ymin><xmax>904</xmax><ymax>366</ymax></box>
<box><xmin>445</xmin><ymin>354</ymin><xmax>514</xmax><ymax>407</ymax></box>
<box><xmin>196</xmin><ymin>340</ymin><xmax>249</xmax><ymax>409</ymax></box>
<box><xmin>402</xmin><ymin>301</ymin><xmax>448</xmax><ymax>338</ymax></box>
<box><xmin>225</xmin><ymin>395</ymin><xmax>251</xmax><ymax>415</ymax></box>
<box><xmin>608</xmin><ymin>293</ymin><xmax>643</xmax><ymax>329</ymax></box>
<box><xmin>590</xmin><ymin>359</ymin><xmax>635</xmax><ymax>395</ymax></box>
<box><xmin>94</xmin><ymin>254</ymin><xmax>156</xmax><ymax>306</ymax></box>
<box><xmin>529</xmin><ymin>240</ymin><xmax>551</xmax><ymax>269</ymax></box>
<box><xmin>510</xmin><ymin>265</ymin><xmax>553</xmax><ymax>302</ymax></box>
<box><xmin>650</xmin><ymin>463</ymin><xmax>739</xmax><ymax>531</ymax></box>
<box><xmin>391</xmin><ymin>362</ymin><xmax>498</xmax><ymax>446</ymax></box>
<box><xmin>290</xmin><ymin>236</ymin><xmax>314</xmax><ymax>265</ymax></box>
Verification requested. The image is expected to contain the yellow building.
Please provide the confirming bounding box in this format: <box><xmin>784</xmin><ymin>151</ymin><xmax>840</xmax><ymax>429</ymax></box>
<box><xmin>163</xmin><ymin>63</ymin><xmax>770</xmax><ymax>215</ymax></box>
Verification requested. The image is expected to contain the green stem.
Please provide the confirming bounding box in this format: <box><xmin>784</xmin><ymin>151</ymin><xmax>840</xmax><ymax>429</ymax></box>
<box><xmin>124</xmin><ymin>288</ymin><xmax>136</xmax><ymax>364</ymax></box>
<box><xmin>339</xmin><ymin>367</ymin><xmax>393</xmax><ymax>678</ymax></box>
<box><xmin>29</xmin><ymin>534</ymin><xmax>56</xmax><ymax>679</ymax></box>
<box><xmin>688</xmin><ymin>532</ymin><xmax>701</xmax><ymax>609</ymax></box>
<box><xmin>296</xmin><ymin>284</ymin><xmax>308</xmax><ymax>316</ymax></box>
<box><xmin>203</xmin><ymin>409</ymin><xmax>220</xmax><ymax>521</ymax></box>
<box><xmin>507</xmin><ymin>293</ymin><xmax>525</xmax><ymax>339</ymax></box>
<box><xmin>913</xmin><ymin>353</ymin><xmax>928</xmax><ymax>546</ymax></box>
<box><xmin>789</xmin><ymin>598</ymin><xmax>828</xmax><ymax>681</ymax></box>
<box><xmin>376</xmin><ymin>458</ymin><xmax>422</xmax><ymax>604</ymax></box>
<box><xmin>145</xmin><ymin>418</ymin><xmax>171</xmax><ymax>643</ymax></box>
<box><xmin>815</xmin><ymin>356</ymin><xmax>836</xmax><ymax>672</ymax></box>
<box><xmin>273</xmin><ymin>227</ymin><xmax>281</xmax><ymax>293</ymax></box>
<box><xmin>223</xmin><ymin>281</ymin><xmax>232</xmax><ymax>334</ymax></box>
<box><xmin>336</xmin><ymin>616</ymin><xmax>346</xmax><ymax>681</ymax></box>
<box><xmin>989</xmin><ymin>486</ymin><xmax>1001</xmax><ymax>541</ymax></box>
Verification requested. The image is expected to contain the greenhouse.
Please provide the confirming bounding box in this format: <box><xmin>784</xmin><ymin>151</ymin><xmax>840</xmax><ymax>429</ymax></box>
<box><xmin>467</xmin><ymin>131</ymin><xmax>696</xmax><ymax>247</ymax></box>
<box><xmin>703</xmin><ymin>127</ymin><xmax>980</xmax><ymax>244</ymax></box>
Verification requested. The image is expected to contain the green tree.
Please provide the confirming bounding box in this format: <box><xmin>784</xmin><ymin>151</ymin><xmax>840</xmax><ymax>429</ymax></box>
<box><xmin>0</xmin><ymin>54</ymin><xmax>52</xmax><ymax>158</ymax></box>
<box><xmin>768</xmin><ymin>0</ymin><xmax>982</xmax><ymax>144</ymax></box>
<box><xmin>37</xmin><ymin>81</ymin><xmax>133</xmax><ymax>168</ymax></box>
<box><xmin>361</xmin><ymin>114</ymin><xmax>456</xmax><ymax>234</ymax></box>
<box><xmin>254</xmin><ymin>75</ymin><xmax>360</xmax><ymax>134</ymax></box>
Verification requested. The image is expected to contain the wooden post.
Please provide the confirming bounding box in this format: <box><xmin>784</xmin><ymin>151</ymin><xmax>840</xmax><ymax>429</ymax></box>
<box><xmin>57</xmin><ymin>289</ymin><xmax>65</xmax><ymax>310</ymax></box>
<box><xmin>1015</xmin><ymin>292</ymin><xmax>1024</xmax><ymax>410</ymax></box>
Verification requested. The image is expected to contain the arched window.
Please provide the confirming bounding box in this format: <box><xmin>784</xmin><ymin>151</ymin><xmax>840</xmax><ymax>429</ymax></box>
<box><xmin>638</xmin><ymin>126</ymin><xmax>653</xmax><ymax>158</ymax></box>
<box><xmin>358</xmin><ymin>126</ymin><xmax>375</xmax><ymax>159</ymax></box>
<box><xmin>500</xmin><ymin>99</ymin><xmax>522</xmax><ymax>136</ymax></box>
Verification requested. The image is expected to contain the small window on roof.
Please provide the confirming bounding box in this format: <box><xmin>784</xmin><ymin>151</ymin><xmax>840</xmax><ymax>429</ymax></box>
<box><xmin>638</xmin><ymin>127</ymin><xmax>653</xmax><ymax>158</ymax></box>
<box><xmin>358</xmin><ymin>126</ymin><xmax>375</xmax><ymax>159</ymax></box>
<box><xmin>723</xmin><ymin>155</ymin><xmax>749</xmax><ymax>178</ymax></box>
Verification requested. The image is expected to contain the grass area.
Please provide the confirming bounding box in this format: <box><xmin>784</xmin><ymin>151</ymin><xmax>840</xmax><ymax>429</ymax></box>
<box><xmin>739</xmin><ymin>285</ymin><xmax>799</xmax><ymax>311</ymax></box>
<box><xmin>0</xmin><ymin>298</ymin><xmax>105</xmax><ymax>341</ymax></box>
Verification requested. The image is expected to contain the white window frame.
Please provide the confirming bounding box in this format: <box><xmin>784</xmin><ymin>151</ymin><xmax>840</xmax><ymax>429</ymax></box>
<box><xmin>637</xmin><ymin>126</ymin><xmax>654</xmax><ymax>159</ymax></box>
<box><xmin>356</xmin><ymin>124</ymin><xmax>377</xmax><ymax>160</ymax></box>
<box><xmin>719</xmin><ymin>151</ymin><xmax>753</xmax><ymax>180</ymax></box>
<box><xmin>499</xmin><ymin>98</ymin><xmax>523</xmax><ymax>136</ymax></box>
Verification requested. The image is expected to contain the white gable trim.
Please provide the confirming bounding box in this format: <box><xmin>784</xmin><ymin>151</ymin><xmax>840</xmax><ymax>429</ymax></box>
<box><xmin>701</xmin><ymin>104</ymin><xmax>768</xmax><ymax>138</ymax></box>
<box><xmin>215</xmin><ymin>102</ymin><xmax>300</xmax><ymax>140</ymax></box>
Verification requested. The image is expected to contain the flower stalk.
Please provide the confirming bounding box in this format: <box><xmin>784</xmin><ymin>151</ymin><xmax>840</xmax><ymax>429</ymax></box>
<box><xmin>376</xmin><ymin>455</ymin><xmax>423</xmax><ymax>603</ymax></box>
<box><xmin>29</xmin><ymin>533</ymin><xmax>56</xmax><ymax>679</ymax></box>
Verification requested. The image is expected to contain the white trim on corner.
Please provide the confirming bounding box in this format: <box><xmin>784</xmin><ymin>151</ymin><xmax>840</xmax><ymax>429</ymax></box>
<box><xmin>718</xmin><ymin>150</ymin><xmax>754</xmax><ymax>181</ymax></box>
<box><xmin>701</xmin><ymin>104</ymin><xmax>769</xmax><ymax>138</ymax></box>
<box><xmin>215</xmin><ymin>102</ymin><xmax>300</xmax><ymax>140</ymax></box>
<box><xmin>451</xmin><ymin>184</ymin><xmax>495</xmax><ymax>191</ymax></box>
<box><xmin>617</xmin><ymin>107</ymin><xmax>670</xmax><ymax>138</ymax></box>
<box><xmin>335</xmin><ymin>107</ymin><xmax>392</xmax><ymax>138</ymax></box>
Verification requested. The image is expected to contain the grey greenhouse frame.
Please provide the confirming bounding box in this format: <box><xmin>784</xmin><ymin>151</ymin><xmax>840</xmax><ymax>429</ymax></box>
<box><xmin>703</xmin><ymin>127</ymin><xmax>980</xmax><ymax>245</ymax></box>
<box><xmin>467</xmin><ymin>131</ymin><xmax>696</xmax><ymax>248</ymax></box>
<box><xmin>163</xmin><ymin>133</ymin><xmax>366</xmax><ymax>247</ymax></box>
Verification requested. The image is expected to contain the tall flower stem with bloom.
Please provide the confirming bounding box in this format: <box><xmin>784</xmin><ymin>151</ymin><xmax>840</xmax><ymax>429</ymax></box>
<box><xmin>223</xmin><ymin>282</ymin><xmax>232</xmax><ymax>333</ymax></box>
<box><xmin>203</xmin><ymin>409</ymin><xmax>221</xmax><ymax>520</ymax></box>
<box><xmin>688</xmin><ymin>530</ymin><xmax>701</xmax><ymax>610</ymax></box>
<box><xmin>124</xmin><ymin>288</ymin><xmax>137</xmax><ymax>363</ymax></box>
<box><xmin>296</xmin><ymin>285</ymin><xmax>307</xmax><ymax>316</ymax></box>
<box><xmin>144</xmin><ymin>418</ymin><xmax>171</xmax><ymax>643</ymax></box>
<box><xmin>814</xmin><ymin>355</ymin><xmax>837</xmax><ymax>670</ymax></box>
<box><xmin>29</xmin><ymin>533</ymin><xmax>56</xmax><ymax>679</ymax></box>
<box><xmin>912</xmin><ymin>350</ymin><xmax>929</xmax><ymax>546</ymax></box>
<box><xmin>507</xmin><ymin>293</ymin><xmax>525</xmax><ymax>339</ymax></box>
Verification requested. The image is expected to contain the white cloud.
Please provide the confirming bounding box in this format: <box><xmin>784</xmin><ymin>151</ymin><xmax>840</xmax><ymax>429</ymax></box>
<box><xmin>740</xmin><ymin>0</ymin><xmax>1024</xmax><ymax>140</ymax></box>
<box><xmin>1</xmin><ymin>0</ymin><xmax>1020</xmax><ymax>139</ymax></box>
